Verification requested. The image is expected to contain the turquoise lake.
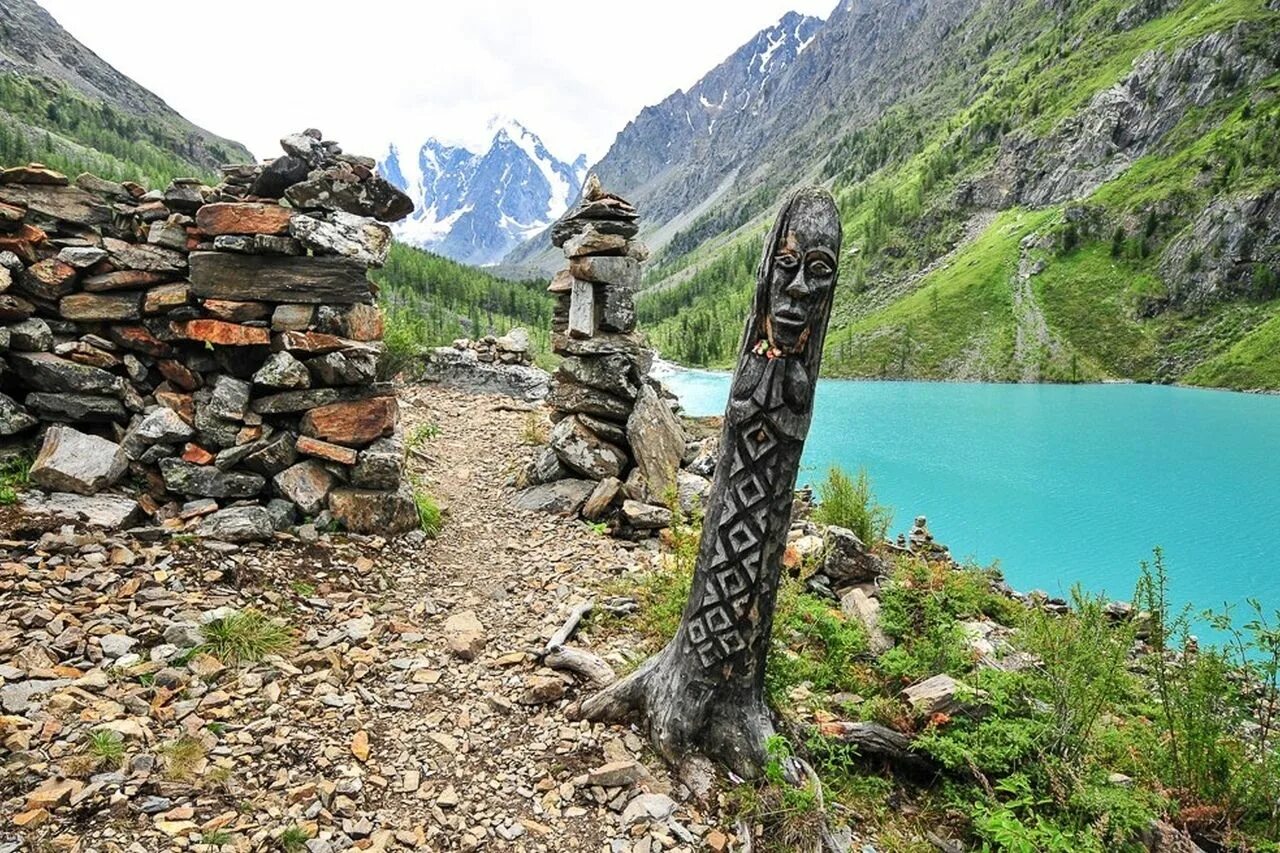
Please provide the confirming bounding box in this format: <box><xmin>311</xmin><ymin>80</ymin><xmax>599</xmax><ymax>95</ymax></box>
<box><xmin>660</xmin><ymin>367</ymin><xmax>1280</xmax><ymax>637</ymax></box>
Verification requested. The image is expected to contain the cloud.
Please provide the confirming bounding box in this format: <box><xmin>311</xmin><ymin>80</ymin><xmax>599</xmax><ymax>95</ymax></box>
<box><xmin>36</xmin><ymin>0</ymin><xmax>836</xmax><ymax>164</ymax></box>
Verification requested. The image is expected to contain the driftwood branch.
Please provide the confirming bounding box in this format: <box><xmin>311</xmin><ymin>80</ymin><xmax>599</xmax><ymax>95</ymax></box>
<box><xmin>815</xmin><ymin>721</ymin><xmax>937</xmax><ymax>774</ymax></box>
<box><xmin>545</xmin><ymin>645</ymin><xmax>616</xmax><ymax>685</ymax></box>
<box><xmin>545</xmin><ymin>600</ymin><xmax>593</xmax><ymax>653</ymax></box>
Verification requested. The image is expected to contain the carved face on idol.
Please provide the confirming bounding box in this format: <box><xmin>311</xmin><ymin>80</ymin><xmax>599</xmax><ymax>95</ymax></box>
<box><xmin>766</xmin><ymin>196</ymin><xmax>839</xmax><ymax>354</ymax></box>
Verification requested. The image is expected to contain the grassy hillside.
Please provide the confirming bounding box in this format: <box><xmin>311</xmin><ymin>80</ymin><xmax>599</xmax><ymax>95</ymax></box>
<box><xmin>371</xmin><ymin>243</ymin><xmax>555</xmax><ymax>374</ymax></box>
<box><xmin>0</xmin><ymin>71</ymin><xmax>249</xmax><ymax>187</ymax></box>
<box><xmin>637</xmin><ymin>0</ymin><xmax>1280</xmax><ymax>391</ymax></box>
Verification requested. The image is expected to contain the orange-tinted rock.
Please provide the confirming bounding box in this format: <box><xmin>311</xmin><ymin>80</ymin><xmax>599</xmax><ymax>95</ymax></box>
<box><xmin>83</xmin><ymin>269</ymin><xmax>172</xmax><ymax>292</ymax></box>
<box><xmin>179</xmin><ymin>319</ymin><xmax>271</xmax><ymax>347</ymax></box>
<box><xmin>202</xmin><ymin>299</ymin><xmax>270</xmax><ymax>323</ymax></box>
<box><xmin>300</xmin><ymin>397</ymin><xmax>397</xmax><ymax>447</ymax></box>
<box><xmin>340</xmin><ymin>303</ymin><xmax>384</xmax><ymax>341</ymax></box>
<box><xmin>143</xmin><ymin>282</ymin><xmax>190</xmax><ymax>314</ymax></box>
<box><xmin>108</xmin><ymin>325</ymin><xmax>172</xmax><ymax>357</ymax></box>
<box><xmin>0</xmin><ymin>223</ymin><xmax>45</xmax><ymax>264</ymax></box>
<box><xmin>60</xmin><ymin>292</ymin><xmax>143</xmax><ymax>322</ymax></box>
<box><xmin>156</xmin><ymin>391</ymin><xmax>195</xmax><ymax>424</ymax></box>
<box><xmin>296</xmin><ymin>435</ymin><xmax>359</xmax><ymax>465</ymax></box>
<box><xmin>0</xmin><ymin>164</ymin><xmax>68</xmax><ymax>185</ymax></box>
<box><xmin>182</xmin><ymin>444</ymin><xmax>216</xmax><ymax>465</ymax></box>
<box><xmin>237</xmin><ymin>425</ymin><xmax>264</xmax><ymax>445</ymax></box>
<box><xmin>19</xmin><ymin>259</ymin><xmax>77</xmax><ymax>301</ymax></box>
<box><xmin>274</xmin><ymin>330</ymin><xmax>360</xmax><ymax>355</ymax></box>
<box><xmin>158</xmin><ymin>359</ymin><xmax>202</xmax><ymax>392</ymax></box>
<box><xmin>195</xmin><ymin>202</ymin><xmax>294</xmax><ymax>236</ymax></box>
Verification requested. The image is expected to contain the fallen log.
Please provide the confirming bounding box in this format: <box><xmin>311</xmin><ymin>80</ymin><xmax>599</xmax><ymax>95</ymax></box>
<box><xmin>545</xmin><ymin>645</ymin><xmax>616</xmax><ymax>686</ymax></box>
<box><xmin>815</xmin><ymin>721</ymin><xmax>937</xmax><ymax>774</ymax></box>
<box><xmin>545</xmin><ymin>600</ymin><xmax>593</xmax><ymax>653</ymax></box>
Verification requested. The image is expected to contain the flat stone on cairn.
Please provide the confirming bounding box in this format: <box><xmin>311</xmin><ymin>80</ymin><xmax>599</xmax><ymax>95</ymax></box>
<box><xmin>516</xmin><ymin>175</ymin><xmax>684</xmax><ymax>533</ymax></box>
<box><xmin>0</xmin><ymin>129</ymin><xmax>421</xmax><ymax>536</ymax></box>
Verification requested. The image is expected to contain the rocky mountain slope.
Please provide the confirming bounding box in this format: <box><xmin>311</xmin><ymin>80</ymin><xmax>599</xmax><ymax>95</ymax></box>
<box><xmin>527</xmin><ymin>0</ymin><xmax>1280</xmax><ymax>391</ymax></box>
<box><xmin>379</xmin><ymin>120</ymin><xmax>586</xmax><ymax>266</ymax></box>
<box><xmin>0</xmin><ymin>0</ymin><xmax>252</xmax><ymax>185</ymax></box>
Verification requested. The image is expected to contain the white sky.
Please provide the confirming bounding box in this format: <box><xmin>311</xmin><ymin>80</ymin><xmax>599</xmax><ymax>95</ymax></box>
<box><xmin>38</xmin><ymin>0</ymin><xmax>836</xmax><ymax>165</ymax></box>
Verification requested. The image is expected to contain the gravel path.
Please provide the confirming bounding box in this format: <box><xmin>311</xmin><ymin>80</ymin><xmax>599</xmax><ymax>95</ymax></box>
<box><xmin>0</xmin><ymin>385</ymin><xmax>721</xmax><ymax>853</ymax></box>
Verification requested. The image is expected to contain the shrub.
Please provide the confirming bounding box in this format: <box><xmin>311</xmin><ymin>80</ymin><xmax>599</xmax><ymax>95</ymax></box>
<box><xmin>85</xmin><ymin>729</ymin><xmax>125</xmax><ymax>768</ymax></box>
<box><xmin>1022</xmin><ymin>586</ymin><xmax>1136</xmax><ymax>757</ymax></box>
<box><xmin>199</xmin><ymin>609</ymin><xmax>293</xmax><ymax>664</ymax></box>
<box><xmin>414</xmin><ymin>491</ymin><xmax>443</xmax><ymax>537</ymax></box>
<box><xmin>0</xmin><ymin>452</ymin><xmax>31</xmax><ymax>505</ymax></box>
<box><xmin>813</xmin><ymin>466</ymin><xmax>892</xmax><ymax>545</ymax></box>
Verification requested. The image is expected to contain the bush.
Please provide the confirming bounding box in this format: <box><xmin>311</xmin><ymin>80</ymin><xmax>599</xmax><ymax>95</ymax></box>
<box><xmin>414</xmin><ymin>491</ymin><xmax>443</xmax><ymax>537</ymax></box>
<box><xmin>813</xmin><ymin>466</ymin><xmax>892</xmax><ymax>545</ymax></box>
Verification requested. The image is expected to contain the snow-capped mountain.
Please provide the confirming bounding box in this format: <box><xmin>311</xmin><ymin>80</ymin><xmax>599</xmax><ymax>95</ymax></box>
<box><xmin>379</xmin><ymin>119</ymin><xmax>587</xmax><ymax>266</ymax></box>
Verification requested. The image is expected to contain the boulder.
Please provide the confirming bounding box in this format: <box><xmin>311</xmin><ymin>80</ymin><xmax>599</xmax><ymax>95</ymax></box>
<box><xmin>569</xmin><ymin>255</ymin><xmax>640</xmax><ymax>289</ymax></box>
<box><xmin>300</xmin><ymin>396</ymin><xmax>397</xmax><ymax>447</ymax></box>
<box><xmin>0</xmin><ymin>392</ymin><xmax>37</xmax><ymax>435</ymax></box>
<box><xmin>620</xmin><ymin>500</ymin><xmax>673</xmax><ymax>530</ymax></box>
<box><xmin>253</xmin><ymin>351</ymin><xmax>311</xmax><ymax>390</ymax></box>
<box><xmin>289</xmin><ymin>211</ymin><xmax>393</xmax><ymax>266</ymax></box>
<box><xmin>900</xmin><ymin>674</ymin><xmax>988</xmax><ymax>718</ymax></box>
<box><xmin>546</xmin><ymin>374</ymin><xmax>631</xmax><ymax>422</ymax></box>
<box><xmin>306</xmin><ymin>348</ymin><xmax>378</xmax><ymax>386</ymax></box>
<box><xmin>250</xmin><ymin>155</ymin><xmax>311</xmax><ymax>198</ymax></box>
<box><xmin>820</xmin><ymin>525</ymin><xmax>887</xmax><ymax>585</ymax></box>
<box><xmin>8</xmin><ymin>318</ymin><xmax>53</xmax><ymax>351</ymax></box>
<box><xmin>29</xmin><ymin>425</ymin><xmax>128</xmax><ymax>495</ymax></box>
<box><xmin>556</xmin><ymin>355</ymin><xmax>639</xmax><ymax>400</ymax></box>
<box><xmin>674</xmin><ymin>470</ymin><xmax>711</xmax><ymax>514</ymax></box>
<box><xmin>840</xmin><ymin>588</ymin><xmax>894</xmax><ymax>655</ymax></box>
<box><xmin>581</xmin><ymin>476</ymin><xmax>622</xmax><ymax>520</ymax></box>
<box><xmin>521</xmin><ymin>447</ymin><xmax>569</xmax><ymax>486</ymax></box>
<box><xmin>206</xmin><ymin>375</ymin><xmax>252</xmax><ymax>421</ymax></box>
<box><xmin>19</xmin><ymin>491</ymin><xmax>140</xmax><ymax>528</ymax></box>
<box><xmin>512</xmin><ymin>479</ymin><xmax>595</xmax><ymax>515</ymax></box>
<box><xmin>8</xmin><ymin>352</ymin><xmax>123</xmax><ymax>396</ymax></box>
<box><xmin>159</xmin><ymin>458</ymin><xmax>266</xmax><ymax>498</ymax></box>
<box><xmin>25</xmin><ymin>392</ymin><xmax>126</xmax><ymax>423</ymax></box>
<box><xmin>626</xmin><ymin>386</ymin><xmax>684</xmax><ymax>498</ymax></box>
<box><xmin>135</xmin><ymin>407</ymin><xmax>196</xmax><ymax>444</ymax></box>
<box><xmin>283</xmin><ymin>175</ymin><xmax>414</xmax><ymax>222</ymax></box>
<box><xmin>351</xmin><ymin>437</ymin><xmax>405</xmax><ymax>489</ymax></box>
<box><xmin>102</xmin><ymin>237</ymin><xmax>187</xmax><ymax>274</ymax></box>
<box><xmin>58</xmin><ymin>292</ymin><xmax>143</xmax><ymax>322</ymax></box>
<box><xmin>195</xmin><ymin>202</ymin><xmax>294</xmax><ymax>236</ymax></box>
<box><xmin>549</xmin><ymin>415</ymin><xmax>627</xmax><ymax>480</ymax></box>
<box><xmin>195</xmin><ymin>506</ymin><xmax>275</xmax><ymax>542</ymax></box>
<box><xmin>327</xmin><ymin>484</ymin><xmax>419</xmax><ymax>534</ymax></box>
<box><xmin>273</xmin><ymin>460</ymin><xmax>336</xmax><ymax>515</ymax></box>
<box><xmin>296</xmin><ymin>435</ymin><xmax>358</xmax><ymax>465</ymax></box>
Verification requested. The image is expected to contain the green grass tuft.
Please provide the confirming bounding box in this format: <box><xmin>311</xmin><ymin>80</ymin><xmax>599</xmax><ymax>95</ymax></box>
<box><xmin>198</xmin><ymin>609</ymin><xmax>293</xmax><ymax>665</ymax></box>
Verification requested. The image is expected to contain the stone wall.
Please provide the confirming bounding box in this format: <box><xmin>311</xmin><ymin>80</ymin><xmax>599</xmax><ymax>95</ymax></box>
<box><xmin>0</xmin><ymin>129</ymin><xmax>419</xmax><ymax>538</ymax></box>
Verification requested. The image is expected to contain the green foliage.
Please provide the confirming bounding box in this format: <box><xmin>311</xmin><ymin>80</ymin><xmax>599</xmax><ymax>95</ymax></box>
<box><xmin>0</xmin><ymin>452</ymin><xmax>32</xmax><ymax>505</ymax></box>
<box><xmin>85</xmin><ymin>729</ymin><xmax>125</xmax><ymax>768</ymax></box>
<box><xmin>812</xmin><ymin>465</ymin><xmax>893</xmax><ymax>545</ymax></box>
<box><xmin>199</xmin><ymin>609</ymin><xmax>294</xmax><ymax>665</ymax></box>
<box><xmin>159</xmin><ymin>735</ymin><xmax>207</xmax><ymax>782</ymax></box>
<box><xmin>372</xmin><ymin>243</ymin><xmax>553</xmax><ymax>378</ymax></box>
<box><xmin>766</xmin><ymin>578</ymin><xmax>870</xmax><ymax>704</ymax></box>
<box><xmin>413</xmin><ymin>491</ymin><xmax>443</xmax><ymax>537</ymax></box>
<box><xmin>0</xmin><ymin>72</ymin><xmax>240</xmax><ymax>187</ymax></box>
<box><xmin>1021</xmin><ymin>587</ymin><xmax>1136</xmax><ymax>757</ymax></box>
<box><xmin>278</xmin><ymin>826</ymin><xmax>311</xmax><ymax>852</ymax></box>
<box><xmin>406</xmin><ymin>421</ymin><xmax>440</xmax><ymax>452</ymax></box>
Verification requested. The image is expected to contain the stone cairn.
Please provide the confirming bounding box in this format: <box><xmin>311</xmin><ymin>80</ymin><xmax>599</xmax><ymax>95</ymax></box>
<box><xmin>516</xmin><ymin>177</ymin><xmax>695</xmax><ymax>534</ymax></box>
<box><xmin>0</xmin><ymin>129</ymin><xmax>420</xmax><ymax>539</ymax></box>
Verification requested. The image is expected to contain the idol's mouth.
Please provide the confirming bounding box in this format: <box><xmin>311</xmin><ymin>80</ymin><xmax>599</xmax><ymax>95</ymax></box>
<box><xmin>775</xmin><ymin>310</ymin><xmax>806</xmax><ymax>330</ymax></box>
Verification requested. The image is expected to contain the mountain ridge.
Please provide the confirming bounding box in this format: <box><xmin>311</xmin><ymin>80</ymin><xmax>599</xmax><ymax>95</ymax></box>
<box><xmin>0</xmin><ymin>0</ymin><xmax>252</xmax><ymax>183</ymax></box>
<box><xmin>380</xmin><ymin>119</ymin><xmax>586</xmax><ymax>267</ymax></box>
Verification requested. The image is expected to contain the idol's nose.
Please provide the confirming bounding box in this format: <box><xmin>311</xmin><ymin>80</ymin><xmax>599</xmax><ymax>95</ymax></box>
<box><xmin>785</xmin><ymin>272</ymin><xmax>810</xmax><ymax>299</ymax></box>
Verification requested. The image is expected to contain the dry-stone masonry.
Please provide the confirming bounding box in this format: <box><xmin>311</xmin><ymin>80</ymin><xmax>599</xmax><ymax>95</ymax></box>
<box><xmin>0</xmin><ymin>129</ymin><xmax>418</xmax><ymax>537</ymax></box>
<box><xmin>516</xmin><ymin>177</ymin><xmax>693</xmax><ymax>533</ymax></box>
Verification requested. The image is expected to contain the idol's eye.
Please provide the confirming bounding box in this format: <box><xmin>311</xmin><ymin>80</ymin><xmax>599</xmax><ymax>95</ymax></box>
<box><xmin>774</xmin><ymin>253</ymin><xmax>799</xmax><ymax>270</ymax></box>
<box><xmin>807</xmin><ymin>259</ymin><xmax>833</xmax><ymax>277</ymax></box>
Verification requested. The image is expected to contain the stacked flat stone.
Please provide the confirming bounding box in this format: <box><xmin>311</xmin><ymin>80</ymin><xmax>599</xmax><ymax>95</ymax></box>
<box><xmin>519</xmin><ymin>176</ymin><xmax>687</xmax><ymax>532</ymax></box>
<box><xmin>0</xmin><ymin>129</ymin><xmax>419</xmax><ymax>537</ymax></box>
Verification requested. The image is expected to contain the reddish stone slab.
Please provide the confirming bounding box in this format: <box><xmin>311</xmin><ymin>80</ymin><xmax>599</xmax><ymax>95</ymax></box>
<box><xmin>195</xmin><ymin>202</ymin><xmax>294</xmax><ymax>236</ymax></box>
<box><xmin>83</xmin><ymin>270</ymin><xmax>173</xmax><ymax>292</ymax></box>
<box><xmin>296</xmin><ymin>434</ymin><xmax>359</xmax><ymax>465</ymax></box>
<box><xmin>300</xmin><ymin>396</ymin><xmax>397</xmax><ymax>447</ymax></box>
<box><xmin>178</xmin><ymin>319</ymin><xmax>271</xmax><ymax>347</ymax></box>
<box><xmin>202</xmin><ymin>299</ymin><xmax>271</xmax><ymax>323</ymax></box>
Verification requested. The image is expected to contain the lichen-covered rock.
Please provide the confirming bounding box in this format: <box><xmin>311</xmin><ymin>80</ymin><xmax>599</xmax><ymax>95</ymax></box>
<box><xmin>273</xmin><ymin>460</ymin><xmax>336</xmax><ymax>515</ymax></box>
<box><xmin>327</xmin><ymin>484</ymin><xmax>419</xmax><ymax>534</ymax></box>
<box><xmin>626</xmin><ymin>386</ymin><xmax>684</xmax><ymax>498</ymax></box>
<box><xmin>195</xmin><ymin>505</ymin><xmax>275</xmax><ymax>542</ymax></box>
<box><xmin>351</xmin><ymin>437</ymin><xmax>405</xmax><ymax>489</ymax></box>
<box><xmin>29</xmin><ymin>425</ymin><xmax>127</xmax><ymax>495</ymax></box>
<box><xmin>289</xmin><ymin>211</ymin><xmax>393</xmax><ymax>267</ymax></box>
<box><xmin>549</xmin><ymin>415</ymin><xmax>627</xmax><ymax>480</ymax></box>
<box><xmin>252</xmin><ymin>351</ymin><xmax>311</xmax><ymax>390</ymax></box>
<box><xmin>511</xmin><ymin>479</ymin><xmax>595</xmax><ymax>515</ymax></box>
<box><xmin>159</xmin><ymin>458</ymin><xmax>265</xmax><ymax>498</ymax></box>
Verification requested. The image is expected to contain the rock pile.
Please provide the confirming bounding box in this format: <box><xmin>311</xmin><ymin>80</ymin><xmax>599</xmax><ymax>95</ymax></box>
<box><xmin>515</xmin><ymin>178</ymin><xmax>693</xmax><ymax>532</ymax></box>
<box><xmin>0</xmin><ymin>129</ymin><xmax>419</xmax><ymax>537</ymax></box>
<box><xmin>421</xmin><ymin>328</ymin><xmax>550</xmax><ymax>402</ymax></box>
